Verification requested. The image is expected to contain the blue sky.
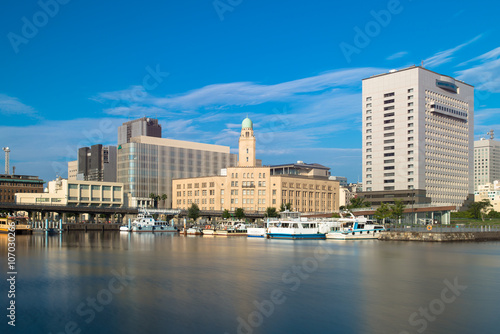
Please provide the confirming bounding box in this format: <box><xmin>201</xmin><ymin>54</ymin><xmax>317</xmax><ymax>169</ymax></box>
<box><xmin>1</xmin><ymin>0</ymin><xmax>499</xmax><ymax>183</ymax></box>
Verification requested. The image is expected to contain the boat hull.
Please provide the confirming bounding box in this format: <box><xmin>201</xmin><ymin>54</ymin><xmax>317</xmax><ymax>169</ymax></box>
<box><xmin>326</xmin><ymin>230</ymin><xmax>383</xmax><ymax>240</ymax></box>
<box><xmin>267</xmin><ymin>233</ymin><xmax>326</xmax><ymax>240</ymax></box>
<box><xmin>132</xmin><ymin>226</ymin><xmax>177</xmax><ymax>232</ymax></box>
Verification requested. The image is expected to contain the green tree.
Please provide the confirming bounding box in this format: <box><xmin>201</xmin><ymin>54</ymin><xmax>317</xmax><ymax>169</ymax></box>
<box><xmin>265</xmin><ymin>207</ymin><xmax>278</xmax><ymax>218</ymax></box>
<box><xmin>331</xmin><ymin>212</ymin><xmax>340</xmax><ymax>218</ymax></box>
<box><xmin>188</xmin><ymin>203</ymin><xmax>200</xmax><ymax>221</ymax></box>
<box><xmin>222</xmin><ymin>209</ymin><xmax>231</xmax><ymax>219</ymax></box>
<box><xmin>161</xmin><ymin>194</ymin><xmax>168</xmax><ymax>208</ymax></box>
<box><xmin>390</xmin><ymin>200</ymin><xmax>406</xmax><ymax>224</ymax></box>
<box><xmin>374</xmin><ymin>203</ymin><xmax>392</xmax><ymax>224</ymax></box>
<box><xmin>285</xmin><ymin>202</ymin><xmax>292</xmax><ymax>211</ymax></box>
<box><xmin>347</xmin><ymin>197</ymin><xmax>371</xmax><ymax>210</ymax></box>
<box><xmin>235</xmin><ymin>208</ymin><xmax>245</xmax><ymax>220</ymax></box>
<box><xmin>487</xmin><ymin>209</ymin><xmax>500</xmax><ymax>219</ymax></box>
<box><xmin>149</xmin><ymin>193</ymin><xmax>157</xmax><ymax>208</ymax></box>
<box><xmin>280</xmin><ymin>203</ymin><xmax>286</xmax><ymax>212</ymax></box>
<box><xmin>468</xmin><ymin>199</ymin><xmax>493</xmax><ymax>221</ymax></box>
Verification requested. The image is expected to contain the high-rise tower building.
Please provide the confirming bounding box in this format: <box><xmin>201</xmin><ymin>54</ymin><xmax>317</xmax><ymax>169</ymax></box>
<box><xmin>118</xmin><ymin>117</ymin><xmax>162</xmax><ymax>145</ymax></box>
<box><xmin>361</xmin><ymin>66</ymin><xmax>474</xmax><ymax>208</ymax></box>
<box><xmin>474</xmin><ymin>136</ymin><xmax>500</xmax><ymax>190</ymax></box>
<box><xmin>77</xmin><ymin>144</ymin><xmax>117</xmax><ymax>182</ymax></box>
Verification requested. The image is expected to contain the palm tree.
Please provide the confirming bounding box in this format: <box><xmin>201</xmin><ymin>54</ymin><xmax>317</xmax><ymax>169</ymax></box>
<box><xmin>347</xmin><ymin>197</ymin><xmax>371</xmax><ymax>210</ymax></box>
<box><xmin>161</xmin><ymin>194</ymin><xmax>168</xmax><ymax>208</ymax></box>
<box><xmin>149</xmin><ymin>193</ymin><xmax>156</xmax><ymax>208</ymax></box>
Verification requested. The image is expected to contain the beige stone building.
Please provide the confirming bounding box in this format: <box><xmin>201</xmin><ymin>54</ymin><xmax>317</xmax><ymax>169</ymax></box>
<box><xmin>172</xmin><ymin>118</ymin><xmax>339</xmax><ymax>213</ymax></box>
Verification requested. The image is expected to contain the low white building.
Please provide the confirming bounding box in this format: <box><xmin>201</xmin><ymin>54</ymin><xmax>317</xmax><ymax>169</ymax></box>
<box><xmin>15</xmin><ymin>177</ymin><xmax>125</xmax><ymax>207</ymax></box>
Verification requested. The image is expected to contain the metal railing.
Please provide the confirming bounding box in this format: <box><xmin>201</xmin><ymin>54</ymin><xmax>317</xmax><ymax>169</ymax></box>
<box><xmin>387</xmin><ymin>225</ymin><xmax>500</xmax><ymax>233</ymax></box>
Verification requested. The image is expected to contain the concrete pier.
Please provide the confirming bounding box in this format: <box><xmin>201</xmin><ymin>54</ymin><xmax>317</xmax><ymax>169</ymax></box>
<box><xmin>379</xmin><ymin>231</ymin><xmax>500</xmax><ymax>242</ymax></box>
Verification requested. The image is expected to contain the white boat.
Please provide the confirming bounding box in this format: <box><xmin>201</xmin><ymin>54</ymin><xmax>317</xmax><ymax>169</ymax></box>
<box><xmin>267</xmin><ymin>220</ymin><xmax>325</xmax><ymax>239</ymax></box>
<box><xmin>185</xmin><ymin>227</ymin><xmax>203</xmax><ymax>235</ymax></box>
<box><xmin>326</xmin><ymin>212</ymin><xmax>385</xmax><ymax>240</ymax></box>
<box><xmin>215</xmin><ymin>222</ymin><xmax>247</xmax><ymax>236</ymax></box>
<box><xmin>247</xmin><ymin>225</ymin><xmax>267</xmax><ymax>238</ymax></box>
<box><xmin>130</xmin><ymin>212</ymin><xmax>178</xmax><ymax>233</ymax></box>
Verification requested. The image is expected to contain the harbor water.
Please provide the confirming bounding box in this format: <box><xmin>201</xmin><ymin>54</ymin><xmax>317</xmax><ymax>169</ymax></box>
<box><xmin>1</xmin><ymin>232</ymin><xmax>499</xmax><ymax>334</ymax></box>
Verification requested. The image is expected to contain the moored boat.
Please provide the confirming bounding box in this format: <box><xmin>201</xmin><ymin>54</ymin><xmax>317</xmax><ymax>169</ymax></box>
<box><xmin>130</xmin><ymin>212</ymin><xmax>177</xmax><ymax>233</ymax></box>
<box><xmin>326</xmin><ymin>212</ymin><xmax>385</xmax><ymax>240</ymax></box>
<box><xmin>0</xmin><ymin>216</ymin><xmax>31</xmax><ymax>234</ymax></box>
<box><xmin>267</xmin><ymin>220</ymin><xmax>325</xmax><ymax>239</ymax></box>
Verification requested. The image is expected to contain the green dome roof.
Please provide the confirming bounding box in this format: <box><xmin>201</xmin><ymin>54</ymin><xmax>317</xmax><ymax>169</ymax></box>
<box><xmin>242</xmin><ymin>117</ymin><xmax>253</xmax><ymax>129</ymax></box>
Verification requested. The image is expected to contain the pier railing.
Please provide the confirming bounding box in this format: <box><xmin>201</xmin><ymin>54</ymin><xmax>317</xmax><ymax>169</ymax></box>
<box><xmin>387</xmin><ymin>225</ymin><xmax>500</xmax><ymax>233</ymax></box>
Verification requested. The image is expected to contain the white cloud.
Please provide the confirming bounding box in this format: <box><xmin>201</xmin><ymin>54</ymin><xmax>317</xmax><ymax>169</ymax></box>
<box><xmin>456</xmin><ymin>47</ymin><xmax>500</xmax><ymax>93</ymax></box>
<box><xmin>386</xmin><ymin>51</ymin><xmax>408</xmax><ymax>60</ymax></box>
<box><xmin>0</xmin><ymin>118</ymin><xmax>126</xmax><ymax>181</ymax></box>
<box><xmin>95</xmin><ymin>67</ymin><xmax>384</xmax><ymax>112</ymax></box>
<box><xmin>423</xmin><ymin>34</ymin><xmax>483</xmax><ymax>68</ymax></box>
<box><xmin>0</xmin><ymin>94</ymin><xmax>39</xmax><ymax>117</ymax></box>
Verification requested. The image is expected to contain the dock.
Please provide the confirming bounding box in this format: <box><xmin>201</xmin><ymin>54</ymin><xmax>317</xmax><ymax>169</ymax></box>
<box><xmin>379</xmin><ymin>225</ymin><xmax>500</xmax><ymax>242</ymax></box>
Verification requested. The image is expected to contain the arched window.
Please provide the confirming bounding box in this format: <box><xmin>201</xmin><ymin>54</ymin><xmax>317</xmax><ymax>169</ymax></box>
<box><xmin>246</xmin><ymin>132</ymin><xmax>249</xmax><ymax>137</ymax></box>
<box><xmin>246</xmin><ymin>157</ymin><xmax>249</xmax><ymax>162</ymax></box>
<box><xmin>246</xmin><ymin>148</ymin><xmax>249</xmax><ymax>153</ymax></box>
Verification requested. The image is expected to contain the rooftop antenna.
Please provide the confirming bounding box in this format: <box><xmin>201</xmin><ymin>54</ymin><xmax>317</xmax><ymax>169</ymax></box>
<box><xmin>12</xmin><ymin>166</ymin><xmax>15</xmax><ymax>175</ymax></box>
<box><xmin>2</xmin><ymin>147</ymin><xmax>10</xmax><ymax>175</ymax></box>
<box><xmin>487</xmin><ymin>129</ymin><xmax>495</xmax><ymax>140</ymax></box>
<box><xmin>421</xmin><ymin>60</ymin><xmax>424</xmax><ymax>68</ymax></box>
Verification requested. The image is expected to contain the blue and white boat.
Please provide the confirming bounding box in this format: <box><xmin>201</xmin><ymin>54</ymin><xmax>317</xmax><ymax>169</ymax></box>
<box><xmin>267</xmin><ymin>220</ymin><xmax>325</xmax><ymax>239</ymax></box>
<box><xmin>326</xmin><ymin>212</ymin><xmax>385</xmax><ymax>240</ymax></box>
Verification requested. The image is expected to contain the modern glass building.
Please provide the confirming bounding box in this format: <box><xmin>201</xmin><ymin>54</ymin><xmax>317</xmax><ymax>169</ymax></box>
<box><xmin>117</xmin><ymin>136</ymin><xmax>237</xmax><ymax>208</ymax></box>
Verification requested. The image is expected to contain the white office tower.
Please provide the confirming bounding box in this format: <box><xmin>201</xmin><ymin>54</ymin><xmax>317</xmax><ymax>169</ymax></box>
<box><xmin>474</xmin><ymin>135</ymin><xmax>500</xmax><ymax>190</ymax></box>
<box><xmin>362</xmin><ymin>66</ymin><xmax>474</xmax><ymax>208</ymax></box>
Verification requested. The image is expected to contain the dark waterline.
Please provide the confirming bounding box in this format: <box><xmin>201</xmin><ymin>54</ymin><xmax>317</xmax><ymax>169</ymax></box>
<box><xmin>1</xmin><ymin>232</ymin><xmax>499</xmax><ymax>334</ymax></box>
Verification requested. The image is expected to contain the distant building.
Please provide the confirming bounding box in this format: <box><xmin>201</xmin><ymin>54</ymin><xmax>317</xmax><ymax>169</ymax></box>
<box><xmin>474</xmin><ymin>137</ymin><xmax>500</xmax><ymax>190</ymax></box>
<box><xmin>117</xmin><ymin>135</ymin><xmax>238</xmax><ymax>208</ymax></box>
<box><xmin>361</xmin><ymin>66</ymin><xmax>474</xmax><ymax>208</ymax></box>
<box><xmin>172</xmin><ymin>118</ymin><xmax>340</xmax><ymax>213</ymax></box>
<box><xmin>329</xmin><ymin>176</ymin><xmax>347</xmax><ymax>187</ymax></box>
<box><xmin>16</xmin><ymin>177</ymin><xmax>124</xmax><ymax>208</ymax></box>
<box><xmin>118</xmin><ymin>117</ymin><xmax>162</xmax><ymax>145</ymax></box>
<box><xmin>474</xmin><ymin>180</ymin><xmax>500</xmax><ymax>213</ymax></box>
<box><xmin>77</xmin><ymin>144</ymin><xmax>117</xmax><ymax>182</ymax></box>
<box><xmin>0</xmin><ymin>174</ymin><xmax>44</xmax><ymax>203</ymax></box>
<box><xmin>68</xmin><ymin>160</ymin><xmax>78</xmax><ymax>180</ymax></box>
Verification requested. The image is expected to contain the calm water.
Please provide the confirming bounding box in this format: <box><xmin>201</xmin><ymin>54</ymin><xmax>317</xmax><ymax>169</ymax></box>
<box><xmin>1</xmin><ymin>232</ymin><xmax>499</xmax><ymax>334</ymax></box>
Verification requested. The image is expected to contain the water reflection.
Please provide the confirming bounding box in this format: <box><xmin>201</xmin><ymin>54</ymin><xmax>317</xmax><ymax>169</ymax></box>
<box><xmin>0</xmin><ymin>233</ymin><xmax>499</xmax><ymax>334</ymax></box>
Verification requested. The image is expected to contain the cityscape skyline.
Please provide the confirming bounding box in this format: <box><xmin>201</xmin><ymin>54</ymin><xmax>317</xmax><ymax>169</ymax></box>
<box><xmin>1</xmin><ymin>0</ymin><xmax>500</xmax><ymax>184</ymax></box>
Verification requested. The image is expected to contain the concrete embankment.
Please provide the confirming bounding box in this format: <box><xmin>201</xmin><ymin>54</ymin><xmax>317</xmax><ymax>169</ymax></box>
<box><xmin>63</xmin><ymin>223</ymin><xmax>122</xmax><ymax>231</ymax></box>
<box><xmin>379</xmin><ymin>231</ymin><xmax>500</xmax><ymax>242</ymax></box>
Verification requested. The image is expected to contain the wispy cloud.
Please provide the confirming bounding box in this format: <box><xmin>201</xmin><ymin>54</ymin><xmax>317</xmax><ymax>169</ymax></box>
<box><xmin>456</xmin><ymin>47</ymin><xmax>500</xmax><ymax>93</ymax></box>
<box><xmin>95</xmin><ymin>67</ymin><xmax>384</xmax><ymax>112</ymax></box>
<box><xmin>0</xmin><ymin>118</ymin><xmax>126</xmax><ymax>180</ymax></box>
<box><xmin>423</xmin><ymin>34</ymin><xmax>483</xmax><ymax>68</ymax></box>
<box><xmin>386</xmin><ymin>51</ymin><xmax>408</xmax><ymax>61</ymax></box>
<box><xmin>0</xmin><ymin>94</ymin><xmax>39</xmax><ymax>118</ymax></box>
